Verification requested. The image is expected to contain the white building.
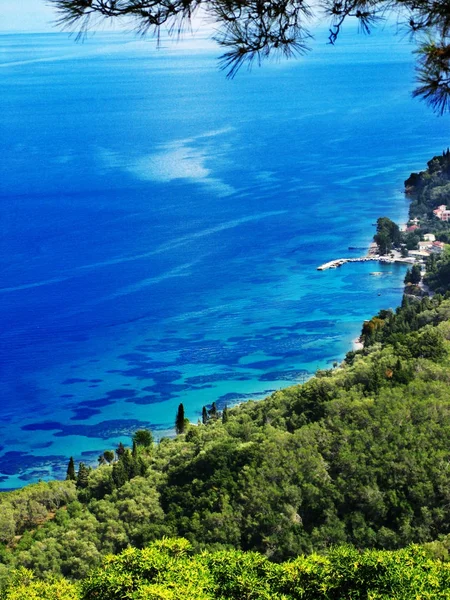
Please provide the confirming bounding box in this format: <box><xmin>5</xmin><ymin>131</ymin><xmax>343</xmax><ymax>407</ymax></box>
<box><xmin>433</xmin><ymin>205</ymin><xmax>450</xmax><ymax>221</ymax></box>
<box><xmin>418</xmin><ymin>241</ymin><xmax>432</xmax><ymax>251</ymax></box>
<box><xmin>408</xmin><ymin>250</ymin><xmax>430</xmax><ymax>259</ymax></box>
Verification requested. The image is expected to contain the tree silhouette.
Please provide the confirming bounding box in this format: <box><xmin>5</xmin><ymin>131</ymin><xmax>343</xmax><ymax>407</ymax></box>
<box><xmin>66</xmin><ymin>456</ymin><xmax>76</xmax><ymax>481</ymax></box>
<box><xmin>50</xmin><ymin>0</ymin><xmax>450</xmax><ymax>112</ymax></box>
<box><xmin>76</xmin><ymin>462</ymin><xmax>90</xmax><ymax>489</ymax></box>
<box><xmin>175</xmin><ymin>403</ymin><xmax>186</xmax><ymax>434</ymax></box>
<box><xmin>222</xmin><ymin>405</ymin><xmax>229</xmax><ymax>424</ymax></box>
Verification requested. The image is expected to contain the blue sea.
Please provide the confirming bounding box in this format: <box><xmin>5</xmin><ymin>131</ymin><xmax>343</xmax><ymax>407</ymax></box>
<box><xmin>0</xmin><ymin>25</ymin><xmax>448</xmax><ymax>488</ymax></box>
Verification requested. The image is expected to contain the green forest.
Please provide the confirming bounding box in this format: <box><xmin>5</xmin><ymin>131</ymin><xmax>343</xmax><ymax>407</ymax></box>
<box><xmin>2</xmin><ymin>156</ymin><xmax>450</xmax><ymax>597</ymax></box>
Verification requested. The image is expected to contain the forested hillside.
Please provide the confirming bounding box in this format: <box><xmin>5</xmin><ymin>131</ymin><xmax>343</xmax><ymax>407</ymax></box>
<box><xmin>2</xmin><ymin>289</ymin><xmax>450</xmax><ymax>586</ymax></box>
<box><xmin>2</xmin><ymin>156</ymin><xmax>450</xmax><ymax>597</ymax></box>
<box><xmin>405</xmin><ymin>150</ymin><xmax>450</xmax><ymax>232</ymax></box>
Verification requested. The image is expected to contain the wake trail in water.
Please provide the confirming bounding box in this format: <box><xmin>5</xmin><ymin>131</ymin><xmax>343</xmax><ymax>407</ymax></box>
<box><xmin>0</xmin><ymin>211</ymin><xmax>285</xmax><ymax>296</ymax></box>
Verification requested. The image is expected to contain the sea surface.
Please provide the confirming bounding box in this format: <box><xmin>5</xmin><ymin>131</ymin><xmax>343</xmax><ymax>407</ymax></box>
<box><xmin>0</xmin><ymin>25</ymin><xmax>448</xmax><ymax>488</ymax></box>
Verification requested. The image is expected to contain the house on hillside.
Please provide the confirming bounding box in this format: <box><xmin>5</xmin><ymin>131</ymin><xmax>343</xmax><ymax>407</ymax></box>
<box><xmin>431</xmin><ymin>241</ymin><xmax>445</xmax><ymax>254</ymax></box>
<box><xmin>433</xmin><ymin>205</ymin><xmax>450</xmax><ymax>221</ymax></box>
<box><xmin>418</xmin><ymin>241</ymin><xmax>432</xmax><ymax>251</ymax></box>
<box><xmin>424</xmin><ymin>233</ymin><xmax>436</xmax><ymax>242</ymax></box>
<box><xmin>408</xmin><ymin>250</ymin><xmax>431</xmax><ymax>260</ymax></box>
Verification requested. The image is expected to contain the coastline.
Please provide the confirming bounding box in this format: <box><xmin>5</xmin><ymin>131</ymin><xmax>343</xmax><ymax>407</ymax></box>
<box><xmin>317</xmin><ymin>249</ymin><xmax>415</xmax><ymax>271</ymax></box>
<box><xmin>352</xmin><ymin>336</ymin><xmax>364</xmax><ymax>351</ymax></box>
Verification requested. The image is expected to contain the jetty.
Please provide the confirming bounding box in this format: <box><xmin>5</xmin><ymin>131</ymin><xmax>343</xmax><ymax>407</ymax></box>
<box><xmin>317</xmin><ymin>256</ymin><xmax>415</xmax><ymax>271</ymax></box>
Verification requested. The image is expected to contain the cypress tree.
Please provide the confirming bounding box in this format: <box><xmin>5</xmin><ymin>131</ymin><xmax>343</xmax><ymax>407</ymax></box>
<box><xmin>222</xmin><ymin>405</ymin><xmax>229</xmax><ymax>424</ymax></box>
<box><xmin>175</xmin><ymin>403</ymin><xmax>185</xmax><ymax>434</ymax></box>
<box><xmin>121</xmin><ymin>449</ymin><xmax>134</xmax><ymax>478</ymax></box>
<box><xmin>202</xmin><ymin>406</ymin><xmax>208</xmax><ymax>425</ymax></box>
<box><xmin>66</xmin><ymin>456</ymin><xmax>76</xmax><ymax>481</ymax></box>
<box><xmin>112</xmin><ymin>460</ymin><xmax>128</xmax><ymax>488</ymax></box>
<box><xmin>116</xmin><ymin>442</ymin><xmax>126</xmax><ymax>458</ymax></box>
<box><xmin>209</xmin><ymin>402</ymin><xmax>217</xmax><ymax>419</ymax></box>
<box><xmin>76</xmin><ymin>462</ymin><xmax>89</xmax><ymax>489</ymax></box>
<box><xmin>411</xmin><ymin>264</ymin><xmax>422</xmax><ymax>284</ymax></box>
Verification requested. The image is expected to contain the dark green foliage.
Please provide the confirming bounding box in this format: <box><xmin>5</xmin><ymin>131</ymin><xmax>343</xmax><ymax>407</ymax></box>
<box><xmin>102</xmin><ymin>450</ymin><xmax>114</xmax><ymax>464</ymax></box>
<box><xmin>374</xmin><ymin>217</ymin><xmax>401</xmax><ymax>254</ymax></box>
<box><xmin>404</xmin><ymin>232</ymin><xmax>420</xmax><ymax>250</ymax></box>
<box><xmin>4</xmin><ymin>166</ymin><xmax>450</xmax><ymax>582</ymax></box>
<box><xmin>66</xmin><ymin>457</ymin><xmax>76</xmax><ymax>481</ymax></box>
<box><xmin>426</xmin><ymin>247</ymin><xmax>450</xmax><ymax>294</ymax></box>
<box><xmin>76</xmin><ymin>463</ymin><xmax>90</xmax><ymax>490</ymax></box>
<box><xmin>112</xmin><ymin>459</ymin><xmax>128</xmax><ymax>488</ymax></box>
<box><xmin>3</xmin><ymin>299</ymin><xmax>450</xmax><ymax>580</ymax></box>
<box><xmin>110</xmin><ymin>448</ymin><xmax>146</xmax><ymax>491</ymax></box>
<box><xmin>175</xmin><ymin>403</ymin><xmax>186</xmax><ymax>434</ymax></box>
<box><xmin>133</xmin><ymin>429</ymin><xmax>153</xmax><ymax>448</ymax></box>
<box><xmin>405</xmin><ymin>264</ymin><xmax>422</xmax><ymax>285</ymax></box>
<box><xmin>116</xmin><ymin>442</ymin><xmax>125</xmax><ymax>458</ymax></box>
<box><xmin>202</xmin><ymin>406</ymin><xmax>209</xmax><ymax>425</ymax></box>
<box><xmin>358</xmin><ymin>292</ymin><xmax>450</xmax><ymax>349</ymax></box>
<box><xmin>222</xmin><ymin>406</ymin><xmax>229</xmax><ymax>424</ymax></box>
<box><xmin>405</xmin><ymin>151</ymin><xmax>450</xmax><ymax>222</ymax></box>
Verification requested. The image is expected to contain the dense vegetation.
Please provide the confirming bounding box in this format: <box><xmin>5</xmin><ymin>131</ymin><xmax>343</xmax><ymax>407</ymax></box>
<box><xmin>374</xmin><ymin>217</ymin><xmax>401</xmax><ymax>255</ymax></box>
<box><xmin>1</xmin><ymin>290</ymin><xmax>450</xmax><ymax>586</ymax></box>
<box><xmin>4</xmin><ymin>537</ymin><xmax>450</xmax><ymax>599</ymax></box>
<box><xmin>405</xmin><ymin>150</ymin><xmax>450</xmax><ymax>230</ymax></box>
<box><xmin>373</xmin><ymin>151</ymin><xmax>450</xmax><ymax>259</ymax></box>
<box><xmin>2</xmin><ymin>154</ymin><xmax>450</xmax><ymax>596</ymax></box>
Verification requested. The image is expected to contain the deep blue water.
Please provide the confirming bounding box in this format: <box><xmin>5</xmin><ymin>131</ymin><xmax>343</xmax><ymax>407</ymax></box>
<box><xmin>0</xmin><ymin>26</ymin><xmax>448</xmax><ymax>488</ymax></box>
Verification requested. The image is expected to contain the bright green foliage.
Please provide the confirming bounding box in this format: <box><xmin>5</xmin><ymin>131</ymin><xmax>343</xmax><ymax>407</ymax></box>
<box><xmin>81</xmin><ymin>539</ymin><xmax>214</xmax><ymax>600</ymax></box>
<box><xmin>3</xmin><ymin>567</ymin><xmax>79</xmax><ymax>599</ymax></box>
<box><xmin>8</xmin><ymin>539</ymin><xmax>450</xmax><ymax>599</ymax></box>
<box><xmin>279</xmin><ymin>545</ymin><xmax>450</xmax><ymax>599</ymax></box>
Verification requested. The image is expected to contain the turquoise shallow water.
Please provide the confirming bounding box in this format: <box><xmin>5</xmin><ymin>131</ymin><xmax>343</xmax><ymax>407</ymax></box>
<box><xmin>0</xmin><ymin>25</ymin><xmax>448</xmax><ymax>488</ymax></box>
